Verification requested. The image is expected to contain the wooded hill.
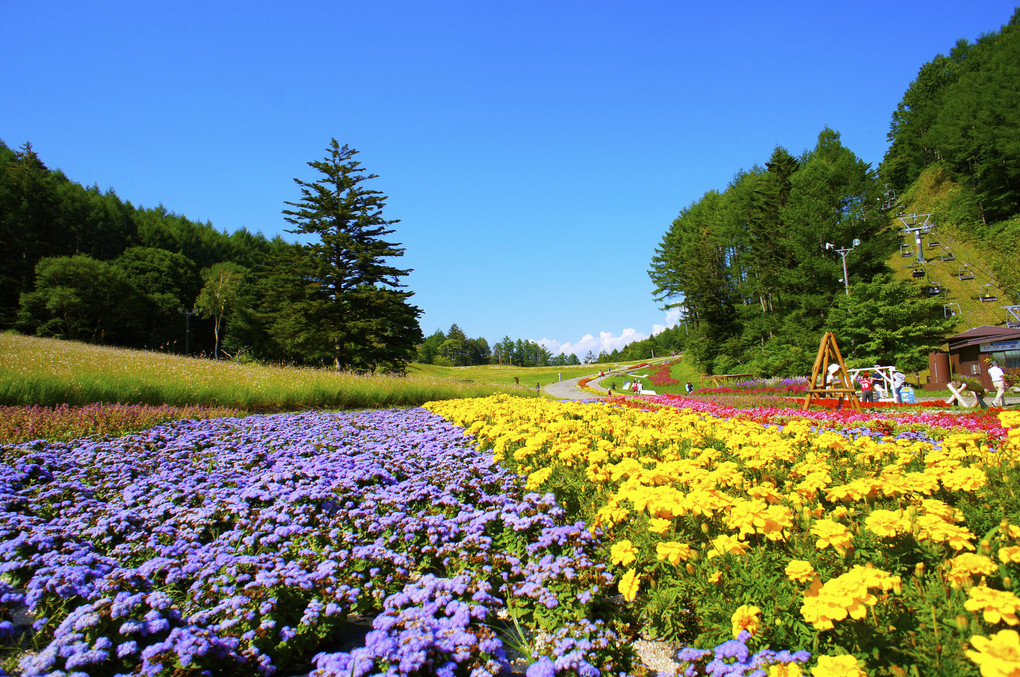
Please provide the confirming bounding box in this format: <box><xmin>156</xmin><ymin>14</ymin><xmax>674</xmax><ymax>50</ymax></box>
<box><xmin>0</xmin><ymin>140</ymin><xmax>425</xmax><ymax>371</ymax></box>
<box><xmin>644</xmin><ymin>8</ymin><xmax>1020</xmax><ymax>377</ymax></box>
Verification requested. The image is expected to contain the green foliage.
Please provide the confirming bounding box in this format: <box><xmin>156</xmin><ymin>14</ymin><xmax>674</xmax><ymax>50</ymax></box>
<box><xmin>650</xmin><ymin>129</ymin><xmax>895</xmax><ymax>376</ymax></box>
<box><xmin>17</xmin><ymin>255</ymin><xmax>146</xmax><ymax>344</ymax></box>
<box><xmin>282</xmin><ymin>139</ymin><xmax>423</xmax><ymax>372</ymax></box>
<box><xmin>117</xmin><ymin>246</ymin><xmax>202</xmax><ymax>348</ymax></box>
<box><xmin>825</xmin><ymin>275</ymin><xmax>959</xmax><ymax>372</ymax></box>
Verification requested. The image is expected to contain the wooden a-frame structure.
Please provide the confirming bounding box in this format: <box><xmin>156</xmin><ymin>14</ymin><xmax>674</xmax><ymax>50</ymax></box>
<box><xmin>803</xmin><ymin>332</ymin><xmax>862</xmax><ymax>412</ymax></box>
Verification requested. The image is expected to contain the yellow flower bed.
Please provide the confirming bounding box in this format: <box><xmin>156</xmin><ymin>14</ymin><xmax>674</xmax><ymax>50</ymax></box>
<box><xmin>425</xmin><ymin>396</ymin><xmax>1020</xmax><ymax>676</ymax></box>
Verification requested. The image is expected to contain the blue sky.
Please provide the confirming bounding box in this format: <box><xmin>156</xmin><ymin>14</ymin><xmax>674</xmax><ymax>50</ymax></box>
<box><xmin>3</xmin><ymin>1</ymin><xmax>1016</xmax><ymax>357</ymax></box>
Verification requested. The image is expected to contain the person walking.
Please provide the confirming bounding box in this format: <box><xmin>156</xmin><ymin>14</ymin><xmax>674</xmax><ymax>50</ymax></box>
<box><xmin>990</xmin><ymin>360</ymin><xmax>1007</xmax><ymax>407</ymax></box>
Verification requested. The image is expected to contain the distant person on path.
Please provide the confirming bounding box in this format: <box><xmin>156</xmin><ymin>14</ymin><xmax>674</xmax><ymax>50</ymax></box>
<box><xmin>990</xmin><ymin>360</ymin><xmax>1007</xmax><ymax>407</ymax></box>
<box><xmin>685</xmin><ymin>381</ymin><xmax>694</xmax><ymax>394</ymax></box>
<box><xmin>891</xmin><ymin>368</ymin><xmax>907</xmax><ymax>403</ymax></box>
<box><xmin>858</xmin><ymin>371</ymin><xmax>875</xmax><ymax>403</ymax></box>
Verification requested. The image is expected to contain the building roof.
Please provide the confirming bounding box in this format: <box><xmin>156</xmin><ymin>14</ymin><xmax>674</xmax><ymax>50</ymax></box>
<box><xmin>948</xmin><ymin>325</ymin><xmax>1020</xmax><ymax>351</ymax></box>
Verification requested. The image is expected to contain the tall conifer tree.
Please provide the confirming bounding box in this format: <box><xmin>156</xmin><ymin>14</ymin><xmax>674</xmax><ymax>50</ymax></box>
<box><xmin>283</xmin><ymin>139</ymin><xmax>422</xmax><ymax>372</ymax></box>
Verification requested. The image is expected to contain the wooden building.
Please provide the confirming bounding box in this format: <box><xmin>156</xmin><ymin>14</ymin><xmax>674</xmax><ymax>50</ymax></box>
<box><xmin>928</xmin><ymin>325</ymin><xmax>1020</xmax><ymax>389</ymax></box>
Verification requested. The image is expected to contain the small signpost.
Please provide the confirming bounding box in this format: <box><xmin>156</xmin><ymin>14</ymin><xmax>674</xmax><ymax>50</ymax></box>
<box><xmin>803</xmin><ymin>332</ymin><xmax>862</xmax><ymax>412</ymax></box>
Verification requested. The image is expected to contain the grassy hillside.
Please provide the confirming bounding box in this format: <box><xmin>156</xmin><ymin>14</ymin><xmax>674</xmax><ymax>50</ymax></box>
<box><xmin>888</xmin><ymin>165</ymin><xmax>1018</xmax><ymax>332</ymax></box>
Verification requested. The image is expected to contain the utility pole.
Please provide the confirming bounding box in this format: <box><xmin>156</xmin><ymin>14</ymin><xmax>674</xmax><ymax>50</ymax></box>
<box><xmin>179</xmin><ymin>306</ymin><xmax>197</xmax><ymax>355</ymax></box>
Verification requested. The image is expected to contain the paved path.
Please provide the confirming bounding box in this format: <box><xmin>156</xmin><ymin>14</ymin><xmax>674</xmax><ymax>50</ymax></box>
<box><xmin>542</xmin><ymin>358</ymin><xmax>675</xmax><ymax>401</ymax></box>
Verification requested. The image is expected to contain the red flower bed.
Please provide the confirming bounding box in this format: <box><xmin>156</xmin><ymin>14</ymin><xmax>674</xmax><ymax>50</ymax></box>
<box><xmin>647</xmin><ymin>360</ymin><xmax>680</xmax><ymax>387</ymax></box>
<box><xmin>798</xmin><ymin>398</ymin><xmax>951</xmax><ymax>410</ymax></box>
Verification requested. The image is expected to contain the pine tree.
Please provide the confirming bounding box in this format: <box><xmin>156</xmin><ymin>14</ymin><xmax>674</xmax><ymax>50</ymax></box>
<box><xmin>283</xmin><ymin>139</ymin><xmax>422</xmax><ymax>372</ymax></box>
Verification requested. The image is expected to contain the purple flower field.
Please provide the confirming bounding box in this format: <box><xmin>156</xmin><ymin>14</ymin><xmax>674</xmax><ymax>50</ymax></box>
<box><xmin>0</xmin><ymin>409</ymin><xmax>634</xmax><ymax>676</ymax></box>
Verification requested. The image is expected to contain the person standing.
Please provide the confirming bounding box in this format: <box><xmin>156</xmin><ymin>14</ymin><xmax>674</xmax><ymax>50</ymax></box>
<box><xmin>859</xmin><ymin>371</ymin><xmax>875</xmax><ymax>403</ymax></box>
<box><xmin>990</xmin><ymin>360</ymin><xmax>1007</xmax><ymax>407</ymax></box>
<box><xmin>891</xmin><ymin>368</ymin><xmax>907</xmax><ymax>403</ymax></box>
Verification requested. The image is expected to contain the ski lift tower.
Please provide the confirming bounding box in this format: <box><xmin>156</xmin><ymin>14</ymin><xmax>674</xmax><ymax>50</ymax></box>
<box><xmin>1005</xmin><ymin>304</ymin><xmax>1020</xmax><ymax>328</ymax></box>
<box><xmin>898</xmin><ymin>213</ymin><xmax>934</xmax><ymax>265</ymax></box>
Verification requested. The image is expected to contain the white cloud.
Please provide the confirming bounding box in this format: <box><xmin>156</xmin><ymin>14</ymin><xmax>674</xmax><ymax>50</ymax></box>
<box><xmin>539</xmin><ymin>309</ymin><xmax>684</xmax><ymax>359</ymax></box>
<box><xmin>651</xmin><ymin>307</ymin><xmax>683</xmax><ymax>336</ymax></box>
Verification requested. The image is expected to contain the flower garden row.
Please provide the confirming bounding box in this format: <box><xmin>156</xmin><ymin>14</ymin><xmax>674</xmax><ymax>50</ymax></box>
<box><xmin>425</xmin><ymin>396</ymin><xmax>1020</xmax><ymax>677</ymax></box>
<box><xmin>3</xmin><ymin>395</ymin><xmax>1020</xmax><ymax>676</ymax></box>
<box><xmin>0</xmin><ymin>409</ymin><xmax>631</xmax><ymax>676</ymax></box>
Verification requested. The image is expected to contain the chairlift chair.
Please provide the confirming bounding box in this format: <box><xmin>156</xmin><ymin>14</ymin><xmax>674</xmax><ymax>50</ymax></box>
<box><xmin>941</xmin><ymin>249</ymin><xmax>955</xmax><ymax>262</ymax></box>
<box><xmin>958</xmin><ymin>264</ymin><xmax>974</xmax><ymax>281</ymax></box>
<box><xmin>926</xmin><ymin>282</ymin><xmax>942</xmax><ymax>297</ymax></box>
<box><xmin>944</xmin><ymin>303</ymin><xmax>961</xmax><ymax>318</ymax></box>
<box><xmin>911</xmin><ymin>267</ymin><xmax>926</xmax><ymax>279</ymax></box>
<box><xmin>979</xmin><ymin>284</ymin><xmax>998</xmax><ymax>302</ymax></box>
<box><xmin>927</xmin><ymin>239</ymin><xmax>941</xmax><ymax>248</ymax></box>
<box><xmin>900</xmin><ymin>244</ymin><xmax>912</xmax><ymax>258</ymax></box>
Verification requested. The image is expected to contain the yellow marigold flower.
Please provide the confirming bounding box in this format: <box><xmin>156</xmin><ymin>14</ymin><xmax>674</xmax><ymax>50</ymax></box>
<box><xmin>1000</xmin><ymin>546</ymin><xmax>1020</xmax><ymax>565</ymax></box>
<box><xmin>949</xmin><ymin>554</ymin><xmax>999</xmax><ymax>588</ymax></box>
<box><xmin>967</xmin><ymin>629</ymin><xmax>1020</xmax><ymax>677</ymax></box>
<box><xmin>595</xmin><ymin>505</ymin><xmax>629</xmax><ymax>528</ymax></box>
<box><xmin>800</xmin><ymin>565</ymin><xmax>900</xmax><ymax>630</ymax></box>
<box><xmin>917</xmin><ymin>514</ymin><xmax>976</xmax><ymax>552</ymax></box>
<box><xmin>610</xmin><ymin>539</ymin><xmax>638</xmax><ymax>567</ymax></box>
<box><xmin>731</xmin><ymin>604</ymin><xmax>761</xmax><ymax>638</ymax></box>
<box><xmin>786</xmin><ymin>559</ymin><xmax>816</xmax><ymax>584</ymax></box>
<box><xmin>525</xmin><ymin>466</ymin><xmax>553</xmax><ymax>490</ymax></box>
<box><xmin>943</xmin><ymin>467</ymin><xmax>989</xmax><ymax>492</ymax></box>
<box><xmin>748</xmin><ymin>481</ymin><xmax>783</xmax><ymax>504</ymax></box>
<box><xmin>922</xmin><ymin>499</ymin><xmax>964</xmax><ymax>523</ymax></box>
<box><xmin>708</xmin><ymin>534</ymin><xmax>748</xmax><ymax>559</ymax></box>
<box><xmin>812</xmin><ymin>519</ymin><xmax>853</xmax><ymax>555</ymax></box>
<box><xmin>618</xmin><ymin>568</ymin><xmax>641</xmax><ymax>602</ymax></box>
<box><xmin>796</xmin><ymin>471</ymin><xmax>831</xmax><ymax>496</ymax></box>
<box><xmin>768</xmin><ymin>664</ymin><xmax>803</xmax><ymax>677</ymax></box>
<box><xmin>656</xmin><ymin>541</ymin><xmax>693</xmax><ymax>565</ymax></box>
<box><xmin>812</xmin><ymin>654</ymin><xmax>867</xmax><ymax>677</ymax></box>
<box><xmin>826</xmin><ymin>483</ymin><xmax>864</xmax><ymax>503</ymax></box>
<box><xmin>648</xmin><ymin>517</ymin><xmax>672</xmax><ymax>534</ymax></box>
<box><xmin>965</xmin><ymin>586</ymin><xmax>1020</xmax><ymax>626</ymax></box>
<box><xmin>865</xmin><ymin>509</ymin><xmax>907</xmax><ymax>538</ymax></box>
<box><xmin>902</xmin><ymin>470</ymin><xmax>939</xmax><ymax>495</ymax></box>
<box><xmin>709</xmin><ymin>571</ymin><xmax>723</xmax><ymax>584</ymax></box>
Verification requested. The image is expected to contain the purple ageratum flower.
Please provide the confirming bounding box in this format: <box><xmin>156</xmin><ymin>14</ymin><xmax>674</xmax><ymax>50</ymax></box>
<box><xmin>526</xmin><ymin>657</ymin><xmax>556</xmax><ymax>677</ymax></box>
<box><xmin>4</xmin><ymin>407</ymin><xmax>604</xmax><ymax>676</ymax></box>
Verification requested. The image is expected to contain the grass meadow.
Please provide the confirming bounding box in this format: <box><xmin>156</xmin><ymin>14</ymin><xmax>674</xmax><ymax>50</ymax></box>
<box><xmin>407</xmin><ymin>360</ymin><xmax>644</xmax><ymax>388</ymax></box>
<box><xmin>0</xmin><ymin>333</ymin><xmax>536</xmax><ymax>413</ymax></box>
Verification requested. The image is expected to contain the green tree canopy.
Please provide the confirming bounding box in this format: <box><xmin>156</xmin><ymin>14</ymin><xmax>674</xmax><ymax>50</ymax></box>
<box><xmin>17</xmin><ymin>255</ymin><xmax>144</xmax><ymax>344</ymax></box>
<box><xmin>282</xmin><ymin>139</ymin><xmax>422</xmax><ymax>372</ymax></box>
<box><xmin>825</xmin><ymin>275</ymin><xmax>958</xmax><ymax>372</ymax></box>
